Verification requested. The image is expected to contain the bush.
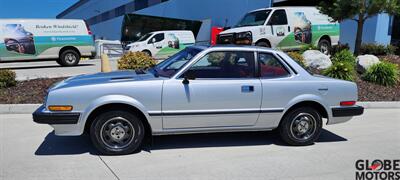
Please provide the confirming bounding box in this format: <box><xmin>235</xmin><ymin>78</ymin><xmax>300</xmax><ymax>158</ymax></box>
<box><xmin>360</xmin><ymin>43</ymin><xmax>397</xmax><ymax>56</ymax></box>
<box><xmin>0</xmin><ymin>69</ymin><xmax>17</xmax><ymax>88</ymax></box>
<box><xmin>118</xmin><ymin>51</ymin><xmax>156</xmax><ymax>70</ymax></box>
<box><xmin>287</xmin><ymin>51</ymin><xmax>306</xmax><ymax>67</ymax></box>
<box><xmin>331</xmin><ymin>49</ymin><xmax>356</xmax><ymax>65</ymax></box>
<box><xmin>363</xmin><ymin>61</ymin><xmax>399</xmax><ymax>86</ymax></box>
<box><xmin>299</xmin><ymin>44</ymin><xmax>319</xmax><ymax>54</ymax></box>
<box><xmin>331</xmin><ymin>43</ymin><xmax>350</xmax><ymax>56</ymax></box>
<box><xmin>323</xmin><ymin>62</ymin><xmax>355</xmax><ymax>81</ymax></box>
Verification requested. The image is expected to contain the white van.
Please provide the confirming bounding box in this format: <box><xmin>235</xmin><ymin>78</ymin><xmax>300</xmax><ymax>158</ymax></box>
<box><xmin>0</xmin><ymin>19</ymin><xmax>94</xmax><ymax>66</ymax></box>
<box><xmin>217</xmin><ymin>7</ymin><xmax>339</xmax><ymax>54</ymax></box>
<box><xmin>126</xmin><ymin>30</ymin><xmax>195</xmax><ymax>59</ymax></box>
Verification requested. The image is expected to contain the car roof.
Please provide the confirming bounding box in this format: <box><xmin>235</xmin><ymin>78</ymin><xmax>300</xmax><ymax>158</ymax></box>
<box><xmin>190</xmin><ymin>44</ymin><xmax>276</xmax><ymax>53</ymax></box>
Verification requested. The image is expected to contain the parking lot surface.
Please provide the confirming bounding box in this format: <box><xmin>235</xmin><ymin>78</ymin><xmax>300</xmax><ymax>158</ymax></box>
<box><xmin>0</xmin><ymin>59</ymin><xmax>118</xmax><ymax>80</ymax></box>
<box><xmin>0</xmin><ymin>108</ymin><xmax>399</xmax><ymax>180</ymax></box>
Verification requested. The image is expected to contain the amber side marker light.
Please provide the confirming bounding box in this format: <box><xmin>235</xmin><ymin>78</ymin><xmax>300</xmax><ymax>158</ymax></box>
<box><xmin>340</xmin><ymin>101</ymin><xmax>356</xmax><ymax>106</ymax></box>
<box><xmin>48</xmin><ymin>105</ymin><xmax>73</xmax><ymax>111</ymax></box>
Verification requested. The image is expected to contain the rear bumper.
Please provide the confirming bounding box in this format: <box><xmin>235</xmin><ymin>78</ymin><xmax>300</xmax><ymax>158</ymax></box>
<box><xmin>32</xmin><ymin>105</ymin><xmax>80</xmax><ymax>124</ymax></box>
<box><xmin>332</xmin><ymin>106</ymin><xmax>364</xmax><ymax>117</ymax></box>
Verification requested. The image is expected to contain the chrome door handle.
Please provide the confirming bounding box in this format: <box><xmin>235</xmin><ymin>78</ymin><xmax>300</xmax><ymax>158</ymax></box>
<box><xmin>241</xmin><ymin>85</ymin><xmax>254</xmax><ymax>93</ymax></box>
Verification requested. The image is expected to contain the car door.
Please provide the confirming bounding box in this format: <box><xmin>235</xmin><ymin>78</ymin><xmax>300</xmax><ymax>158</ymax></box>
<box><xmin>266</xmin><ymin>9</ymin><xmax>291</xmax><ymax>49</ymax></box>
<box><xmin>148</xmin><ymin>33</ymin><xmax>165</xmax><ymax>58</ymax></box>
<box><xmin>257</xmin><ymin>52</ymin><xmax>295</xmax><ymax>128</ymax></box>
<box><xmin>161</xmin><ymin>50</ymin><xmax>262</xmax><ymax>129</ymax></box>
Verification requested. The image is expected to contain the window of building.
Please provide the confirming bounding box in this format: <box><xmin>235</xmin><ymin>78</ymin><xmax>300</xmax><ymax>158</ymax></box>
<box><xmin>258</xmin><ymin>53</ymin><xmax>290</xmax><ymax>78</ymax></box>
<box><xmin>268</xmin><ymin>10</ymin><xmax>288</xmax><ymax>25</ymax></box>
<box><xmin>184</xmin><ymin>51</ymin><xmax>255</xmax><ymax>78</ymax></box>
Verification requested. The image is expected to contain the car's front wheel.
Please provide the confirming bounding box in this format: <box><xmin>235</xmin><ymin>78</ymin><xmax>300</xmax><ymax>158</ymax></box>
<box><xmin>90</xmin><ymin>111</ymin><xmax>145</xmax><ymax>155</ymax></box>
<box><xmin>279</xmin><ymin>107</ymin><xmax>322</xmax><ymax>146</ymax></box>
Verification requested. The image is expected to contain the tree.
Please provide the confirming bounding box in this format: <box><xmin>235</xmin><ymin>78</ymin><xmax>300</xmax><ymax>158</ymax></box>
<box><xmin>317</xmin><ymin>0</ymin><xmax>400</xmax><ymax>55</ymax></box>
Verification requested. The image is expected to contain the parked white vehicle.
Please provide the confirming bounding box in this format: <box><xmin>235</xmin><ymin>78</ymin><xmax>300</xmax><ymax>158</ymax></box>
<box><xmin>217</xmin><ymin>7</ymin><xmax>340</xmax><ymax>54</ymax></box>
<box><xmin>126</xmin><ymin>30</ymin><xmax>195</xmax><ymax>59</ymax></box>
<box><xmin>0</xmin><ymin>19</ymin><xmax>94</xmax><ymax>66</ymax></box>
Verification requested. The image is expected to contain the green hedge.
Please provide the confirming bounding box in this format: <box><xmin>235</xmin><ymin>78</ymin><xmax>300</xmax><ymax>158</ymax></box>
<box><xmin>0</xmin><ymin>69</ymin><xmax>17</xmax><ymax>89</ymax></box>
<box><xmin>363</xmin><ymin>61</ymin><xmax>399</xmax><ymax>86</ymax></box>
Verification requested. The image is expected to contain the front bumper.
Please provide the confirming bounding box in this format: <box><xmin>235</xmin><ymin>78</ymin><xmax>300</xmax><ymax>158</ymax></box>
<box><xmin>33</xmin><ymin>105</ymin><xmax>80</xmax><ymax>124</ymax></box>
<box><xmin>332</xmin><ymin>106</ymin><xmax>364</xmax><ymax>117</ymax></box>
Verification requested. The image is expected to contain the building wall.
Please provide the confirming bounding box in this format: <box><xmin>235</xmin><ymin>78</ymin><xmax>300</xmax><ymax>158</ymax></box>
<box><xmin>59</xmin><ymin>0</ymin><xmax>271</xmax><ymax>40</ymax></box>
<box><xmin>339</xmin><ymin>14</ymin><xmax>392</xmax><ymax>51</ymax></box>
<box><xmin>135</xmin><ymin>0</ymin><xmax>271</xmax><ymax>27</ymax></box>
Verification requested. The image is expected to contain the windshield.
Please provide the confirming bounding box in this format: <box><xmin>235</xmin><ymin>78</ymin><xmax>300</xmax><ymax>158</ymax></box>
<box><xmin>137</xmin><ymin>33</ymin><xmax>153</xmax><ymax>42</ymax></box>
<box><xmin>236</xmin><ymin>10</ymin><xmax>271</xmax><ymax>27</ymax></box>
<box><xmin>150</xmin><ymin>47</ymin><xmax>202</xmax><ymax>78</ymax></box>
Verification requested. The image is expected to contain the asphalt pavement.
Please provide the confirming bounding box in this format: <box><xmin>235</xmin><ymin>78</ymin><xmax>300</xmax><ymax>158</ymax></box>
<box><xmin>0</xmin><ymin>59</ymin><xmax>118</xmax><ymax>80</ymax></box>
<box><xmin>0</xmin><ymin>108</ymin><xmax>399</xmax><ymax>180</ymax></box>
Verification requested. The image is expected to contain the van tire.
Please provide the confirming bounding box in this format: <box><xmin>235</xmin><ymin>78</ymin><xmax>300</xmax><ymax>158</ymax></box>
<box><xmin>58</xmin><ymin>49</ymin><xmax>80</xmax><ymax>66</ymax></box>
<box><xmin>318</xmin><ymin>39</ymin><xmax>331</xmax><ymax>55</ymax></box>
<box><xmin>142</xmin><ymin>50</ymin><xmax>152</xmax><ymax>57</ymax></box>
<box><xmin>256</xmin><ymin>41</ymin><xmax>271</xmax><ymax>48</ymax></box>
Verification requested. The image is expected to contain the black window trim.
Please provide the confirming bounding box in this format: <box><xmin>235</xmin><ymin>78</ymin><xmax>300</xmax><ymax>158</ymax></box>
<box><xmin>267</xmin><ymin>9</ymin><xmax>288</xmax><ymax>26</ymax></box>
<box><xmin>256</xmin><ymin>51</ymin><xmax>292</xmax><ymax>79</ymax></box>
<box><xmin>275</xmin><ymin>53</ymin><xmax>298</xmax><ymax>75</ymax></box>
<box><xmin>178</xmin><ymin>50</ymin><xmax>258</xmax><ymax>80</ymax></box>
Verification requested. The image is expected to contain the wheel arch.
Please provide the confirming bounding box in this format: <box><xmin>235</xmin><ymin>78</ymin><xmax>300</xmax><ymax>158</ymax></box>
<box><xmin>317</xmin><ymin>35</ymin><xmax>331</xmax><ymax>46</ymax></box>
<box><xmin>59</xmin><ymin>46</ymin><xmax>81</xmax><ymax>58</ymax></box>
<box><xmin>280</xmin><ymin>96</ymin><xmax>330</xmax><ymax>127</ymax></box>
<box><xmin>81</xmin><ymin>95</ymin><xmax>154</xmax><ymax>138</ymax></box>
<box><xmin>255</xmin><ymin>38</ymin><xmax>271</xmax><ymax>47</ymax></box>
<box><xmin>84</xmin><ymin>103</ymin><xmax>152</xmax><ymax>138</ymax></box>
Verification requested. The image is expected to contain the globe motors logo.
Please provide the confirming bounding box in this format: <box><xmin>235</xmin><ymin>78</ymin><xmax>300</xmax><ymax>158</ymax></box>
<box><xmin>355</xmin><ymin>159</ymin><xmax>400</xmax><ymax>180</ymax></box>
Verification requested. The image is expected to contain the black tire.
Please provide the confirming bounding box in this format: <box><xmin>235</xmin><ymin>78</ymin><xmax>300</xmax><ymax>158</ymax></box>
<box><xmin>142</xmin><ymin>50</ymin><xmax>152</xmax><ymax>57</ymax></box>
<box><xmin>255</xmin><ymin>41</ymin><xmax>271</xmax><ymax>48</ymax></box>
<box><xmin>90</xmin><ymin>111</ymin><xmax>145</xmax><ymax>155</ymax></box>
<box><xmin>279</xmin><ymin>107</ymin><xmax>322</xmax><ymax>146</ymax></box>
<box><xmin>318</xmin><ymin>39</ymin><xmax>331</xmax><ymax>55</ymax></box>
<box><xmin>58</xmin><ymin>49</ymin><xmax>80</xmax><ymax>66</ymax></box>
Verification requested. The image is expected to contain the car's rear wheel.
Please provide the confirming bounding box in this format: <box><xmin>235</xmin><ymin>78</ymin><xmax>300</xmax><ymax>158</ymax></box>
<box><xmin>58</xmin><ymin>49</ymin><xmax>80</xmax><ymax>66</ymax></box>
<box><xmin>90</xmin><ymin>111</ymin><xmax>144</xmax><ymax>155</ymax></box>
<box><xmin>279</xmin><ymin>107</ymin><xmax>322</xmax><ymax>146</ymax></box>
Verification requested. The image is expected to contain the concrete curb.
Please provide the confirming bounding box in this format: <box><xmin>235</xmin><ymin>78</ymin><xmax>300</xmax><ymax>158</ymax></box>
<box><xmin>0</xmin><ymin>102</ymin><xmax>399</xmax><ymax>114</ymax></box>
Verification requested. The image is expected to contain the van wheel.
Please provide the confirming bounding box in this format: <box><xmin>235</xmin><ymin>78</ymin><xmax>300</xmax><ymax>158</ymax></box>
<box><xmin>256</xmin><ymin>41</ymin><xmax>271</xmax><ymax>48</ymax></box>
<box><xmin>90</xmin><ymin>110</ymin><xmax>145</xmax><ymax>155</ymax></box>
<box><xmin>58</xmin><ymin>49</ymin><xmax>80</xmax><ymax>66</ymax></box>
<box><xmin>318</xmin><ymin>39</ymin><xmax>331</xmax><ymax>55</ymax></box>
<box><xmin>279</xmin><ymin>107</ymin><xmax>322</xmax><ymax>146</ymax></box>
<box><xmin>142</xmin><ymin>50</ymin><xmax>152</xmax><ymax>57</ymax></box>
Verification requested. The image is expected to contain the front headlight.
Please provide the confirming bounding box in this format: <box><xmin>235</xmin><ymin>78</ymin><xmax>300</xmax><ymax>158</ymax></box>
<box><xmin>236</xmin><ymin>31</ymin><xmax>252</xmax><ymax>39</ymax></box>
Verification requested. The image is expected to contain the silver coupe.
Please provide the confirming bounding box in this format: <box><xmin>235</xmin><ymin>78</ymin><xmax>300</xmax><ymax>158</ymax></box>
<box><xmin>33</xmin><ymin>45</ymin><xmax>364</xmax><ymax>155</ymax></box>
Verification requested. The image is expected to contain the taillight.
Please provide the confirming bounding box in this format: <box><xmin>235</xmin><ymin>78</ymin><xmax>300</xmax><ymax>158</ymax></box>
<box><xmin>340</xmin><ymin>101</ymin><xmax>356</xmax><ymax>106</ymax></box>
<box><xmin>84</xmin><ymin>21</ymin><xmax>92</xmax><ymax>35</ymax></box>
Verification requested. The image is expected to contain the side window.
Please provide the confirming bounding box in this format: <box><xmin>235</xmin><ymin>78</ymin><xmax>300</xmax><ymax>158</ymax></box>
<box><xmin>185</xmin><ymin>51</ymin><xmax>255</xmax><ymax>78</ymax></box>
<box><xmin>268</xmin><ymin>10</ymin><xmax>288</xmax><ymax>25</ymax></box>
<box><xmin>258</xmin><ymin>53</ymin><xmax>290</xmax><ymax>78</ymax></box>
<box><xmin>148</xmin><ymin>33</ymin><xmax>164</xmax><ymax>44</ymax></box>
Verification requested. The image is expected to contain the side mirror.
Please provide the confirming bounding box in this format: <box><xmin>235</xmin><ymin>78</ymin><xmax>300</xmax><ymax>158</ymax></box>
<box><xmin>182</xmin><ymin>70</ymin><xmax>196</xmax><ymax>84</ymax></box>
<box><xmin>152</xmin><ymin>38</ymin><xmax>156</xmax><ymax>43</ymax></box>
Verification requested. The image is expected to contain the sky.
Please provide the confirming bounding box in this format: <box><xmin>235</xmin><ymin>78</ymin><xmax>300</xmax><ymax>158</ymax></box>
<box><xmin>0</xmin><ymin>0</ymin><xmax>78</xmax><ymax>18</ymax></box>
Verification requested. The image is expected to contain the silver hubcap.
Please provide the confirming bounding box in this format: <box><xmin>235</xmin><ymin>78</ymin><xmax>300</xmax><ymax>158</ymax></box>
<box><xmin>100</xmin><ymin>117</ymin><xmax>135</xmax><ymax>149</ymax></box>
<box><xmin>290</xmin><ymin>113</ymin><xmax>317</xmax><ymax>141</ymax></box>
<box><xmin>65</xmin><ymin>53</ymin><xmax>76</xmax><ymax>63</ymax></box>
